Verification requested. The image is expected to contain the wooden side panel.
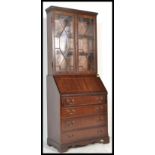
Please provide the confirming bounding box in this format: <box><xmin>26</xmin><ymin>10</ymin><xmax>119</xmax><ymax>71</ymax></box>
<box><xmin>47</xmin><ymin>75</ymin><xmax>61</xmax><ymax>144</ymax></box>
<box><xmin>47</xmin><ymin>11</ymin><xmax>53</xmax><ymax>75</ymax></box>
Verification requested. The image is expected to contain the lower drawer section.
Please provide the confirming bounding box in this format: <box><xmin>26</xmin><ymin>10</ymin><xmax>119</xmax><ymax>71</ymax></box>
<box><xmin>61</xmin><ymin>104</ymin><xmax>107</xmax><ymax>118</ymax></box>
<box><xmin>62</xmin><ymin>126</ymin><xmax>108</xmax><ymax>144</ymax></box>
<box><xmin>62</xmin><ymin>95</ymin><xmax>106</xmax><ymax>106</ymax></box>
<box><xmin>62</xmin><ymin>114</ymin><xmax>107</xmax><ymax>132</ymax></box>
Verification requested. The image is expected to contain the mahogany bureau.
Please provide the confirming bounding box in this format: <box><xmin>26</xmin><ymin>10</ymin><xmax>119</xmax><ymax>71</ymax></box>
<box><xmin>46</xmin><ymin>6</ymin><xmax>109</xmax><ymax>152</ymax></box>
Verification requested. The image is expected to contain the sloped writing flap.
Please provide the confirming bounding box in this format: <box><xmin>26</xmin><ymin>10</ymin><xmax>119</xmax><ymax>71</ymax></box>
<box><xmin>54</xmin><ymin>75</ymin><xmax>107</xmax><ymax>94</ymax></box>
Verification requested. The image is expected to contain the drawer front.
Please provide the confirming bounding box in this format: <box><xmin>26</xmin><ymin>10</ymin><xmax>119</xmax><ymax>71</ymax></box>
<box><xmin>62</xmin><ymin>126</ymin><xmax>108</xmax><ymax>144</ymax></box>
<box><xmin>62</xmin><ymin>114</ymin><xmax>107</xmax><ymax>132</ymax></box>
<box><xmin>62</xmin><ymin>95</ymin><xmax>106</xmax><ymax>107</ymax></box>
<box><xmin>61</xmin><ymin>104</ymin><xmax>107</xmax><ymax>118</ymax></box>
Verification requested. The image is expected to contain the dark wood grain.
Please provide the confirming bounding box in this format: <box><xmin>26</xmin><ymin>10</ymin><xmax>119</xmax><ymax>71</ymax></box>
<box><xmin>47</xmin><ymin>136</ymin><xmax>109</xmax><ymax>152</ymax></box>
<box><xmin>61</xmin><ymin>114</ymin><xmax>107</xmax><ymax>132</ymax></box>
<box><xmin>62</xmin><ymin>126</ymin><xmax>108</xmax><ymax>144</ymax></box>
<box><xmin>46</xmin><ymin>6</ymin><xmax>98</xmax><ymax>15</ymax></box>
<box><xmin>54</xmin><ymin>75</ymin><xmax>107</xmax><ymax>94</ymax></box>
<box><xmin>62</xmin><ymin>95</ymin><xmax>106</xmax><ymax>107</ymax></box>
<box><xmin>61</xmin><ymin>104</ymin><xmax>107</xmax><ymax>118</ymax></box>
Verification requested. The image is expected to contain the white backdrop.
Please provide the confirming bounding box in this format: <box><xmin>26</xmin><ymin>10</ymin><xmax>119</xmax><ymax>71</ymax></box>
<box><xmin>43</xmin><ymin>2</ymin><xmax>112</xmax><ymax>153</ymax></box>
<box><xmin>1</xmin><ymin>0</ymin><xmax>155</xmax><ymax>155</ymax></box>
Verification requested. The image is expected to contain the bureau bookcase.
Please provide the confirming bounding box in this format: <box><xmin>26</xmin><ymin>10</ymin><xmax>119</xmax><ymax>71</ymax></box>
<box><xmin>46</xmin><ymin>6</ymin><xmax>109</xmax><ymax>152</ymax></box>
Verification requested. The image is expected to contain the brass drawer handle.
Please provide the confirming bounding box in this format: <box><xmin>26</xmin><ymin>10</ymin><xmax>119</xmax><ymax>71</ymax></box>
<box><xmin>66</xmin><ymin>120</ymin><xmax>75</xmax><ymax>127</ymax></box>
<box><xmin>97</xmin><ymin>130</ymin><xmax>104</xmax><ymax>134</ymax></box>
<box><xmin>65</xmin><ymin>98</ymin><xmax>75</xmax><ymax>105</ymax></box>
<box><xmin>71</xmin><ymin>98</ymin><xmax>75</xmax><ymax>102</ymax></box>
<box><xmin>96</xmin><ymin>105</ymin><xmax>103</xmax><ymax>111</ymax></box>
<box><xmin>66</xmin><ymin>109</ymin><xmax>76</xmax><ymax>115</ymax></box>
<box><xmin>71</xmin><ymin>109</ymin><xmax>76</xmax><ymax>112</ymax></box>
<box><xmin>97</xmin><ymin>96</ymin><xmax>105</xmax><ymax>104</ymax></box>
<box><xmin>98</xmin><ymin>100</ymin><xmax>102</xmax><ymax>103</ymax></box>
<box><xmin>69</xmin><ymin>102</ymin><xmax>74</xmax><ymax>105</ymax></box>
<box><xmin>66</xmin><ymin>99</ymin><xmax>70</xmax><ymax>103</ymax></box>
<box><xmin>97</xmin><ymin>116</ymin><xmax>104</xmax><ymax>121</ymax></box>
<box><xmin>70</xmin><ymin>109</ymin><xmax>75</xmax><ymax>115</ymax></box>
<box><xmin>100</xmin><ymin>96</ymin><xmax>104</xmax><ymax>100</ymax></box>
<box><xmin>97</xmin><ymin>96</ymin><xmax>104</xmax><ymax>100</ymax></box>
<box><xmin>67</xmin><ymin>134</ymin><xmax>74</xmax><ymax>138</ymax></box>
<box><xmin>96</xmin><ymin>107</ymin><xmax>99</xmax><ymax>111</ymax></box>
<box><xmin>100</xmin><ymin>105</ymin><xmax>103</xmax><ymax>109</ymax></box>
<box><xmin>71</xmin><ymin>120</ymin><xmax>75</xmax><ymax>124</ymax></box>
<box><xmin>96</xmin><ymin>106</ymin><xmax>103</xmax><ymax>111</ymax></box>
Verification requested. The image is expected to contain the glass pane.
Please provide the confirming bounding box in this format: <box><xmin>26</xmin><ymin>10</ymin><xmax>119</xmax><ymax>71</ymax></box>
<box><xmin>78</xmin><ymin>17</ymin><xmax>95</xmax><ymax>72</ymax></box>
<box><xmin>54</xmin><ymin>14</ymin><xmax>74</xmax><ymax>72</ymax></box>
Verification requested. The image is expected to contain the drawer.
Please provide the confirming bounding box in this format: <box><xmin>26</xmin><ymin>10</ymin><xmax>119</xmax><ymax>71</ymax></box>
<box><xmin>62</xmin><ymin>114</ymin><xmax>107</xmax><ymax>132</ymax></box>
<box><xmin>62</xmin><ymin>126</ymin><xmax>108</xmax><ymax>144</ymax></box>
<box><xmin>61</xmin><ymin>104</ymin><xmax>107</xmax><ymax>118</ymax></box>
<box><xmin>62</xmin><ymin>95</ymin><xmax>106</xmax><ymax>107</ymax></box>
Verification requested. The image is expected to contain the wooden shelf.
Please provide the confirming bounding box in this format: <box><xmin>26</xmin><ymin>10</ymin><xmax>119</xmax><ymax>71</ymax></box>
<box><xmin>78</xmin><ymin>51</ymin><xmax>94</xmax><ymax>56</ymax></box>
<box><xmin>55</xmin><ymin>33</ymin><xmax>74</xmax><ymax>38</ymax></box>
<box><xmin>78</xmin><ymin>34</ymin><xmax>94</xmax><ymax>39</ymax></box>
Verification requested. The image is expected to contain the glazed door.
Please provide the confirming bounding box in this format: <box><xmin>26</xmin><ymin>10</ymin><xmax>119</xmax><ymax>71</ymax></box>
<box><xmin>54</xmin><ymin>12</ymin><xmax>75</xmax><ymax>73</ymax></box>
<box><xmin>77</xmin><ymin>15</ymin><xmax>96</xmax><ymax>73</ymax></box>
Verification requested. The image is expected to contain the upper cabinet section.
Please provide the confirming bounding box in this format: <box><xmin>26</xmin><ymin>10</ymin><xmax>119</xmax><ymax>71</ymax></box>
<box><xmin>46</xmin><ymin>6</ymin><xmax>98</xmax><ymax>75</ymax></box>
